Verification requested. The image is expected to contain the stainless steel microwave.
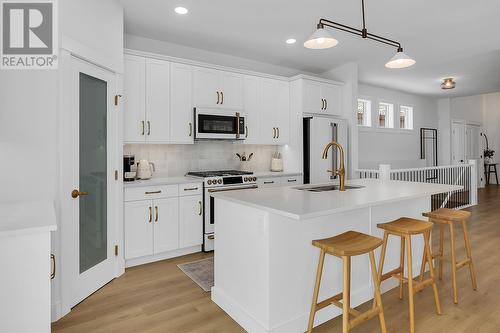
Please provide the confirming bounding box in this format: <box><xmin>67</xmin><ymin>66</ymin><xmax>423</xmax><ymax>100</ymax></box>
<box><xmin>194</xmin><ymin>108</ymin><xmax>246</xmax><ymax>140</ymax></box>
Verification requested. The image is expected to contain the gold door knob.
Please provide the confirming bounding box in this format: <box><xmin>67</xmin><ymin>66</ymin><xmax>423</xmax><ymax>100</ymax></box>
<box><xmin>71</xmin><ymin>189</ymin><xmax>89</xmax><ymax>198</ymax></box>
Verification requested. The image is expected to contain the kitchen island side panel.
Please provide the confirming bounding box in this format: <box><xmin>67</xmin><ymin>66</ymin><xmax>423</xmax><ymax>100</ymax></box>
<box><xmin>212</xmin><ymin>199</ymin><xmax>271</xmax><ymax>331</ymax></box>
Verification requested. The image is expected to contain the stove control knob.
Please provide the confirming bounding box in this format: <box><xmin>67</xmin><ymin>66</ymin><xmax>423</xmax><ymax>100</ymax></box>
<box><xmin>218</xmin><ymin>179</ymin><xmax>223</xmax><ymax>184</ymax></box>
<box><xmin>253</xmin><ymin>177</ymin><xmax>257</xmax><ymax>181</ymax></box>
<box><xmin>207</xmin><ymin>180</ymin><xmax>212</xmax><ymax>185</ymax></box>
<box><xmin>244</xmin><ymin>177</ymin><xmax>248</xmax><ymax>182</ymax></box>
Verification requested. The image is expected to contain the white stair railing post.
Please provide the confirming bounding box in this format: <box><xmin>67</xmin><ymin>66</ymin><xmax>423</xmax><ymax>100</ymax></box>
<box><xmin>379</xmin><ymin>164</ymin><xmax>392</xmax><ymax>181</ymax></box>
<box><xmin>469</xmin><ymin>159</ymin><xmax>478</xmax><ymax>205</ymax></box>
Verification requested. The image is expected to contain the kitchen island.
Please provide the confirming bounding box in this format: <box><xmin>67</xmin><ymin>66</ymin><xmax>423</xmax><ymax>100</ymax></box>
<box><xmin>211</xmin><ymin>179</ymin><xmax>461</xmax><ymax>333</ymax></box>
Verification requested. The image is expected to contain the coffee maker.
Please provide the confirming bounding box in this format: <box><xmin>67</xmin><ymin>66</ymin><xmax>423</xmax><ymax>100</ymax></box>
<box><xmin>123</xmin><ymin>155</ymin><xmax>136</xmax><ymax>181</ymax></box>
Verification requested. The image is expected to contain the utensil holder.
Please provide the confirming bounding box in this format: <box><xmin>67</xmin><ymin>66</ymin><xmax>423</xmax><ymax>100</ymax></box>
<box><xmin>271</xmin><ymin>158</ymin><xmax>283</xmax><ymax>172</ymax></box>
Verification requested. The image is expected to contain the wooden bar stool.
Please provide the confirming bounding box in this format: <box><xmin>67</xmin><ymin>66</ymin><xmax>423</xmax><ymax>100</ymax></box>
<box><xmin>421</xmin><ymin>208</ymin><xmax>477</xmax><ymax>304</ymax></box>
<box><xmin>377</xmin><ymin>218</ymin><xmax>442</xmax><ymax>333</ymax></box>
<box><xmin>307</xmin><ymin>231</ymin><xmax>387</xmax><ymax>333</ymax></box>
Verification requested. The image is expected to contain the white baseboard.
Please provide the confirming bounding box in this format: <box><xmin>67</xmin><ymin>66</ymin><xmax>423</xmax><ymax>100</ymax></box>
<box><xmin>51</xmin><ymin>300</ymin><xmax>70</xmax><ymax>322</ymax></box>
<box><xmin>125</xmin><ymin>245</ymin><xmax>201</xmax><ymax>268</ymax></box>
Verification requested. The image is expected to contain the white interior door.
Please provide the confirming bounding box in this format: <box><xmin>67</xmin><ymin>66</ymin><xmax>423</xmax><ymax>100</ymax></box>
<box><xmin>451</xmin><ymin>121</ymin><xmax>466</xmax><ymax>164</ymax></box>
<box><xmin>66</xmin><ymin>57</ymin><xmax>119</xmax><ymax>307</ymax></box>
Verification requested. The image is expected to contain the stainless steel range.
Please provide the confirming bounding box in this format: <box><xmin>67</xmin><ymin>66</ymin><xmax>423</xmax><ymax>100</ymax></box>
<box><xmin>186</xmin><ymin>170</ymin><xmax>258</xmax><ymax>252</ymax></box>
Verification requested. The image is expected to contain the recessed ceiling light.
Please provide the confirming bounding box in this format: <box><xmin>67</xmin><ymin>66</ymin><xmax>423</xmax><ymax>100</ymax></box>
<box><xmin>174</xmin><ymin>7</ymin><xmax>188</xmax><ymax>15</ymax></box>
<box><xmin>286</xmin><ymin>38</ymin><xmax>296</xmax><ymax>45</ymax></box>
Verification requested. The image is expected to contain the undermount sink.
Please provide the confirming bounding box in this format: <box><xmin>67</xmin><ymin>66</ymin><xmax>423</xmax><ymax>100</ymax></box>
<box><xmin>294</xmin><ymin>184</ymin><xmax>365</xmax><ymax>192</ymax></box>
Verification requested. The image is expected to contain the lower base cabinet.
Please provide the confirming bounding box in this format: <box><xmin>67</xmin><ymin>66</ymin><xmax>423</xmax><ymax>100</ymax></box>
<box><xmin>179</xmin><ymin>195</ymin><xmax>203</xmax><ymax>248</ymax></box>
<box><xmin>124</xmin><ymin>184</ymin><xmax>203</xmax><ymax>264</ymax></box>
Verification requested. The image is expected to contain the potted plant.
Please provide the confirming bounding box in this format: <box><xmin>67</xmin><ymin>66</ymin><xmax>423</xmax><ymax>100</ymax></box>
<box><xmin>484</xmin><ymin>149</ymin><xmax>495</xmax><ymax>164</ymax></box>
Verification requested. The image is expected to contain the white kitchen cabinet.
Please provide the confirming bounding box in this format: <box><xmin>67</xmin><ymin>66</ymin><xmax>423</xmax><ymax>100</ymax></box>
<box><xmin>124</xmin><ymin>55</ymin><xmax>172</xmax><ymax>143</ymax></box>
<box><xmin>193</xmin><ymin>66</ymin><xmax>243</xmax><ymax>109</ymax></box>
<box><xmin>302</xmin><ymin>78</ymin><xmax>341</xmax><ymax>115</ymax></box>
<box><xmin>145</xmin><ymin>58</ymin><xmax>170</xmax><ymax>142</ymax></box>
<box><xmin>179</xmin><ymin>195</ymin><xmax>203</xmax><ymax>248</ymax></box>
<box><xmin>124</xmin><ymin>55</ymin><xmax>146</xmax><ymax>143</ymax></box>
<box><xmin>258</xmin><ymin>177</ymin><xmax>282</xmax><ymax>188</ymax></box>
<box><xmin>260</xmin><ymin>78</ymin><xmax>290</xmax><ymax>144</ymax></box>
<box><xmin>280</xmin><ymin>175</ymin><xmax>303</xmax><ymax>186</ymax></box>
<box><xmin>153</xmin><ymin>197</ymin><xmax>179</xmax><ymax>253</ymax></box>
<box><xmin>124</xmin><ymin>200</ymin><xmax>154</xmax><ymax>259</ymax></box>
<box><xmin>170</xmin><ymin>63</ymin><xmax>194</xmax><ymax>144</ymax></box>
<box><xmin>243</xmin><ymin>76</ymin><xmax>260</xmax><ymax>144</ymax></box>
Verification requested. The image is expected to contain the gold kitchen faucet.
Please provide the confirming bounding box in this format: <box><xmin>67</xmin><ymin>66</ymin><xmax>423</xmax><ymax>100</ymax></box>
<box><xmin>321</xmin><ymin>141</ymin><xmax>346</xmax><ymax>191</ymax></box>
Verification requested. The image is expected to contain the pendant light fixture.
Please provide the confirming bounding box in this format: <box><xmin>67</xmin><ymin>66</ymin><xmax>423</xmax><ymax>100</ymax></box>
<box><xmin>304</xmin><ymin>0</ymin><xmax>415</xmax><ymax>69</ymax></box>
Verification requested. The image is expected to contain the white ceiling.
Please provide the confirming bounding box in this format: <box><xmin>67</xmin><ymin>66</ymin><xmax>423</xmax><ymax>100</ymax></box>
<box><xmin>119</xmin><ymin>0</ymin><xmax>500</xmax><ymax>97</ymax></box>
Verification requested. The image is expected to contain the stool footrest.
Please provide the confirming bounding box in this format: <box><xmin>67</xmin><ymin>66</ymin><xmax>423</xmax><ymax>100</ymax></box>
<box><xmin>414</xmin><ymin>278</ymin><xmax>435</xmax><ymax>293</ymax></box>
<box><xmin>349</xmin><ymin>306</ymin><xmax>382</xmax><ymax>330</ymax></box>
<box><xmin>331</xmin><ymin>300</ymin><xmax>362</xmax><ymax>317</ymax></box>
<box><xmin>456</xmin><ymin>258</ymin><xmax>471</xmax><ymax>269</ymax></box>
<box><xmin>381</xmin><ymin>267</ymin><xmax>403</xmax><ymax>282</ymax></box>
<box><xmin>315</xmin><ymin>292</ymin><xmax>343</xmax><ymax>311</ymax></box>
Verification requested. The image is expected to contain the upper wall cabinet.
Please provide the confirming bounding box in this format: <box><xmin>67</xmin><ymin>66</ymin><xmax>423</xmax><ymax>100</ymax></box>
<box><xmin>170</xmin><ymin>63</ymin><xmax>194</xmax><ymax>144</ymax></box>
<box><xmin>302</xmin><ymin>78</ymin><xmax>342</xmax><ymax>115</ymax></box>
<box><xmin>124</xmin><ymin>55</ymin><xmax>146</xmax><ymax>143</ymax></box>
<box><xmin>124</xmin><ymin>55</ymin><xmax>171</xmax><ymax>143</ymax></box>
<box><xmin>192</xmin><ymin>67</ymin><xmax>244</xmax><ymax>109</ymax></box>
<box><xmin>243</xmin><ymin>75</ymin><xmax>290</xmax><ymax>145</ymax></box>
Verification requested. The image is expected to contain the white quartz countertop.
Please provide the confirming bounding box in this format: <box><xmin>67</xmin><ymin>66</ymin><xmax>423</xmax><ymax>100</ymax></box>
<box><xmin>211</xmin><ymin>179</ymin><xmax>463</xmax><ymax>220</ymax></box>
<box><xmin>253</xmin><ymin>171</ymin><xmax>303</xmax><ymax>178</ymax></box>
<box><xmin>0</xmin><ymin>201</ymin><xmax>57</xmax><ymax>237</ymax></box>
<box><xmin>123</xmin><ymin>176</ymin><xmax>201</xmax><ymax>188</ymax></box>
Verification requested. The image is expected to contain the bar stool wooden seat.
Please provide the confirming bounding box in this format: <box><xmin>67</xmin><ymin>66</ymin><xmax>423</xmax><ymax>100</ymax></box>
<box><xmin>421</xmin><ymin>208</ymin><xmax>477</xmax><ymax>304</ymax></box>
<box><xmin>307</xmin><ymin>231</ymin><xmax>387</xmax><ymax>333</ymax></box>
<box><xmin>377</xmin><ymin>218</ymin><xmax>442</xmax><ymax>333</ymax></box>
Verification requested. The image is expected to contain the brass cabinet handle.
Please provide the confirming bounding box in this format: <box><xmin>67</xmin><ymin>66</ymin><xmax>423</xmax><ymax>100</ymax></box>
<box><xmin>216</xmin><ymin>91</ymin><xmax>220</xmax><ymax>104</ymax></box>
<box><xmin>141</xmin><ymin>120</ymin><xmax>145</xmax><ymax>135</ymax></box>
<box><xmin>325</xmin><ymin>99</ymin><xmax>327</xmax><ymax>110</ymax></box>
<box><xmin>145</xmin><ymin>190</ymin><xmax>161</xmax><ymax>194</ymax></box>
<box><xmin>220</xmin><ymin>91</ymin><xmax>224</xmax><ymax>104</ymax></box>
<box><xmin>189</xmin><ymin>122</ymin><xmax>193</xmax><ymax>137</ymax></box>
<box><xmin>272</xmin><ymin>127</ymin><xmax>276</xmax><ymax>138</ymax></box>
<box><xmin>264</xmin><ymin>181</ymin><xmax>274</xmax><ymax>184</ymax></box>
<box><xmin>184</xmin><ymin>187</ymin><xmax>199</xmax><ymax>191</ymax></box>
<box><xmin>321</xmin><ymin>99</ymin><xmax>324</xmax><ymax>110</ymax></box>
<box><xmin>50</xmin><ymin>254</ymin><xmax>56</xmax><ymax>280</ymax></box>
<box><xmin>245</xmin><ymin>126</ymin><xmax>248</xmax><ymax>138</ymax></box>
<box><xmin>149</xmin><ymin>207</ymin><xmax>152</xmax><ymax>223</ymax></box>
<box><xmin>287</xmin><ymin>179</ymin><xmax>297</xmax><ymax>182</ymax></box>
<box><xmin>71</xmin><ymin>189</ymin><xmax>88</xmax><ymax>198</ymax></box>
<box><xmin>277</xmin><ymin>127</ymin><xmax>280</xmax><ymax>139</ymax></box>
<box><xmin>198</xmin><ymin>201</ymin><xmax>202</xmax><ymax>216</ymax></box>
<box><xmin>147</xmin><ymin>121</ymin><xmax>151</xmax><ymax>135</ymax></box>
<box><xmin>208</xmin><ymin>235</ymin><xmax>215</xmax><ymax>240</ymax></box>
<box><xmin>155</xmin><ymin>206</ymin><xmax>158</xmax><ymax>222</ymax></box>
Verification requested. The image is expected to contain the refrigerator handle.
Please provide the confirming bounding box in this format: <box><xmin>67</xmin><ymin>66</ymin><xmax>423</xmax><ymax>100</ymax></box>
<box><xmin>331</xmin><ymin>123</ymin><xmax>338</xmax><ymax>180</ymax></box>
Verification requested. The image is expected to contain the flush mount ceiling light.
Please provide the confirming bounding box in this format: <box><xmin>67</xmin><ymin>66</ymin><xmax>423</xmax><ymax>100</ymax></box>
<box><xmin>304</xmin><ymin>0</ymin><xmax>415</xmax><ymax>69</ymax></box>
<box><xmin>286</xmin><ymin>38</ymin><xmax>297</xmax><ymax>44</ymax></box>
<box><xmin>441</xmin><ymin>78</ymin><xmax>456</xmax><ymax>90</ymax></box>
<box><xmin>174</xmin><ymin>6</ymin><xmax>188</xmax><ymax>15</ymax></box>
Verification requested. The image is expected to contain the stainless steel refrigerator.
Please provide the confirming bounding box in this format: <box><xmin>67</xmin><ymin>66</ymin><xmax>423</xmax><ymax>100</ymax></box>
<box><xmin>303</xmin><ymin>116</ymin><xmax>348</xmax><ymax>184</ymax></box>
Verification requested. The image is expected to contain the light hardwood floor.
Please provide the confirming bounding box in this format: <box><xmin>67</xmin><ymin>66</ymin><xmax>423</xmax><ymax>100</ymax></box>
<box><xmin>53</xmin><ymin>186</ymin><xmax>500</xmax><ymax>333</ymax></box>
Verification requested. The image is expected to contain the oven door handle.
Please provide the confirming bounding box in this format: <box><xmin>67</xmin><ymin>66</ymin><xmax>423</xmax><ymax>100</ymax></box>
<box><xmin>208</xmin><ymin>185</ymin><xmax>258</xmax><ymax>193</ymax></box>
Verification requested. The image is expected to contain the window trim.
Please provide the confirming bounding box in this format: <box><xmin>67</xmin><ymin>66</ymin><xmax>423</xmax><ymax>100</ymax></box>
<box><xmin>356</xmin><ymin>98</ymin><xmax>372</xmax><ymax>127</ymax></box>
<box><xmin>399</xmin><ymin>105</ymin><xmax>414</xmax><ymax>131</ymax></box>
<box><xmin>377</xmin><ymin>101</ymin><xmax>394</xmax><ymax>129</ymax></box>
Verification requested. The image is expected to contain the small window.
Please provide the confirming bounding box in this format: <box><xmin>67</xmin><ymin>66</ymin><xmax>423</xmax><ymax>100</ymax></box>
<box><xmin>378</xmin><ymin>102</ymin><xmax>394</xmax><ymax>128</ymax></box>
<box><xmin>400</xmin><ymin>105</ymin><xmax>413</xmax><ymax>130</ymax></box>
<box><xmin>357</xmin><ymin>99</ymin><xmax>371</xmax><ymax>127</ymax></box>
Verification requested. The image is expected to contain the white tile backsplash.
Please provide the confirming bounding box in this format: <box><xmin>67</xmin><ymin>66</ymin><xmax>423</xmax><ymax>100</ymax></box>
<box><xmin>124</xmin><ymin>142</ymin><xmax>281</xmax><ymax>177</ymax></box>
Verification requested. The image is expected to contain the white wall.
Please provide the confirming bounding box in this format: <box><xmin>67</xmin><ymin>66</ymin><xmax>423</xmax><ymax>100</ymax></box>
<box><xmin>125</xmin><ymin>34</ymin><xmax>307</xmax><ymax>77</ymax></box>
<box><xmin>61</xmin><ymin>0</ymin><xmax>124</xmax><ymax>73</ymax></box>
<box><xmin>481</xmin><ymin>92</ymin><xmax>500</xmax><ymax>160</ymax></box>
<box><xmin>357</xmin><ymin>84</ymin><xmax>439</xmax><ymax>169</ymax></box>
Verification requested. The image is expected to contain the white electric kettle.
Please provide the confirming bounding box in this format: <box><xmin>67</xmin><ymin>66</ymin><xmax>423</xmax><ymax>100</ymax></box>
<box><xmin>136</xmin><ymin>159</ymin><xmax>155</xmax><ymax>179</ymax></box>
